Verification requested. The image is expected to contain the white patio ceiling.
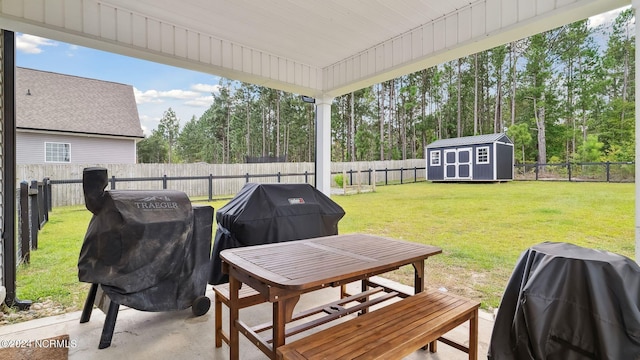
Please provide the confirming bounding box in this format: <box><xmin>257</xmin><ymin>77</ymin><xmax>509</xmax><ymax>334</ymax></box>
<box><xmin>0</xmin><ymin>0</ymin><xmax>628</xmax><ymax>99</ymax></box>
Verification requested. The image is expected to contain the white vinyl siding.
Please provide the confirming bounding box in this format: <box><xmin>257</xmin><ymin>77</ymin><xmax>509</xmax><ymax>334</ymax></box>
<box><xmin>18</xmin><ymin>132</ymin><xmax>137</xmax><ymax>164</ymax></box>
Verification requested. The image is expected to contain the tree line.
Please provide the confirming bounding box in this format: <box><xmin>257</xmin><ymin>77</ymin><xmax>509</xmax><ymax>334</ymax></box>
<box><xmin>137</xmin><ymin>9</ymin><xmax>634</xmax><ymax>166</ymax></box>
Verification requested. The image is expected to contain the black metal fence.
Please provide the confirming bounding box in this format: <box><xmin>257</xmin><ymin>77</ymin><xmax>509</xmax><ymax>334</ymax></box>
<box><xmin>16</xmin><ymin>178</ymin><xmax>52</xmax><ymax>265</ymax></box>
<box><xmin>514</xmin><ymin>162</ymin><xmax>635</xmax><ymax>183</ymax></box>
<box><xmin>49</xmin><ymin>167</ymin><xmax>427</xmax><ymax>202</ymax></box>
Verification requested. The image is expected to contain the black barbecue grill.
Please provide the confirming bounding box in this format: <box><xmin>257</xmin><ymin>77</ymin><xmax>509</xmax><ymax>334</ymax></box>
<box><xmin>78</xmin><ymin>167</ymin><xmax>213</xmax><ymax>349</ymax></box>
<box><xmin>209</xmin><ymin>182</ymin><xmax>345</xmax><ymax>285</ymax></box>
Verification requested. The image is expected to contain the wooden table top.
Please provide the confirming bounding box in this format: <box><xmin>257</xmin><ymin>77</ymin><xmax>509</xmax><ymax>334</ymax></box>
<box><xmin>220</xmin><ymin>233</ymin><xmax>442</xmax><ymax>291</ymax></box>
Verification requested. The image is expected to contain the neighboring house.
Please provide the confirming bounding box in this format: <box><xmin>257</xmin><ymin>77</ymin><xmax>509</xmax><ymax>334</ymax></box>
<box><xmin>426</xmin><ymin>133</ymin><xmax>514</xmax><ymax>182</ymax></box>
<box><xmin>16</xmin><ymin>67</ymin><xmax>144</xmax><ymax>164</ymax></box>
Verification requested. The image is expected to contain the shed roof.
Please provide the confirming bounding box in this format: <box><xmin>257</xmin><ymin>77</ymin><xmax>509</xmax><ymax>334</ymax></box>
<box><xmin>426</xmin><ymin>133</ymin><xmax>512</xmax><ymax>149</ymax></box>
<box><xmin>16</xmin><ymin>67</ymin><xmax>144</xmax><ymax>138</ymax></box>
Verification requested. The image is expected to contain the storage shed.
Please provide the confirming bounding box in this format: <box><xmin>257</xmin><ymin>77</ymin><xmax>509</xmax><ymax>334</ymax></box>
<box><xmin>426</xmin><ymin>133</ymin><xmax>513</xmax><ymax>182</ymax></box>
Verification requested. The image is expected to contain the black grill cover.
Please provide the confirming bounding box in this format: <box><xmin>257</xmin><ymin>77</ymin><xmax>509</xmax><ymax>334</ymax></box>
<box><xmin>209</xmin><ymin>183</ymin><xmax>345</xmax><ymax>284</ymax></box>
<box><xmin>488</xmin><ymin>242</ymin><xmax>640</xmax><ymax>360</ymax></box>
<box><xmin>78</xmin><ymin>167</ymin><xmax>211</xmax><ymax>312</ymax></box>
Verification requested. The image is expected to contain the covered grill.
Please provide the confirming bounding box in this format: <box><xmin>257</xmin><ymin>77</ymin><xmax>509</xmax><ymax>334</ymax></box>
<box><xmin>489</xmin><ymin>242</ymin><xmax>640</xmax><ymax>360</ymax></box>
<box><xmin>78</xmin><ymin>167</ymin><xmax>213</xmax><ymax>349</ymax></box>
<box><xmin>209</xmin><ymin>183</ymin><xmax>345</xmax><ymax>285</ymax></box>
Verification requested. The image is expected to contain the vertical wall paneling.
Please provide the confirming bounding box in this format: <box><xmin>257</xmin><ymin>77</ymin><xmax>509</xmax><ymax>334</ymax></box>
<box><xmin>537</xmin><ymin>0</ymin><xmax>557</xmax><ymax>16</ymax></box>
<box><xmin>44</xmin><ymin>0</ymin><xmax>64</xmax><ymax>27</ymax></box>
<box><xmin>146</xmin><ymin>19</ymin><xmax>161</xmax><ymax>52</ymax></box>
<box><xmin>242</xmin><ymin>47</ymin><xmax>251</xmax><ymax>73</ymax></box>
<box><xmin>302</xmin><ymin>64</ymin><xmax>310</xmax><ymax>87</ymax></box>
<box><xmin>485</xmin><ymin>0</ymin><xmax>501</xmax><ymax>33</ymax></box>
<box><xmin>422</xmin><ymin>23</ymin><xmax>434</xmax><ymax>56</ymax></box>
<box><xmin>160</xmin><ymin>23</ymin><xmax>174</xmax><ymax>55</ymax></box>
<box><xmin>232</xmin><ymin>43</ymin><xmax>242</xmax><ymax>71</ymax></box>
<box><xmin>445</xmin><ymin>13</ymin><xmax>458</xmax><ymax>48</ymax></box>
<box><xmin>433</xmin><ymin>19</ymin><xmax>445</xmax><ymax>52</ymax></box>
<box><xmin>99</xmin><ymin>4</ymin><xmax>117</xmax><ymax>41</ymax></box>
<box><xmin>269</xmin><ymin>55</ymin><xmax>278</xmax><ymax>81</ymax></box>
<box><xmin>411</xmin><ymin>28</ymin><xmax>422</xmax><ymax>60</ymax></box>
<box><xmin>391</xmin><ymin>38</ymin><xmax>401</xmax><ymax>67</ymax></box>
<box><xmin>518</xmin><ymin>0</ymin><xmax>536</xmax><ymax>21</ymax></box>
<box><xmin>211</xmin><ymin>38</ymin><xmax>222</xmax><ymax>67</ymax></box>
<box><xmin>383</xmin><ymin>42</ymin><xmax>392</xmax><ymax>69</ymax></box>
<box><xmin>132</xmin><ymin>14</ymin><xmax>147</xmax><ymax>48</ymax></box>
<box><xmin>367</xmin><ymin>49</ymin><xmax>376</xmax><ymax>77</ymax></box>
<box><xmin>221</xmin><ymin>41</ymin><xmax>232</xmax><ymax>68</ymax></box>
<box><xmin>261</xmin><ymin>53</ymin><xmax>270</xmax><ymax>78</ymax></box>
<box><xmin>64</xmin><ymin>0</ymin><xmax>83</xmax><ymax>32</ymax></box>
<box><xmin>23</xmin><ymin>0</ymin><xmax>45</xmax><ymax>23</ymax></box>
<box><xmin>501</xmin><ymin>0</ymin><xmax>518</xmax><ymax>28</ymax></box>
<box><xmin>402</xmin><ymin>34</ymin><xmax>412</xmax><ymax>64</ymax></box>
<box><xmin>116</xmin><ymin>9</ymin><xmax>132</xmax><ymax>45</ymax></box>
<box><xmin>187</xmin><ymin>30</ymin><xmax>199</xmax><ymax>61</ymax></box>
<box><xmin>174</xmin><ymin>28</ymin><xmax>187</xmax><ymax>58</ymax></box>
<box><xmin>458</xmin><ymin>8</ymin><xmax>472</xmax><ymax>43</ymax></box>
<box><xmin>1</xmin><ymin>0</ymin><xmax>24</xmax><ymax>18</ymax></box>
<box><xmin>82</xmin><ymin>0</ymin><xmax>99</xmax><ymax>36</ymax></box>
<box><xmin>295</xmin><ymin>63</ymin><xmax>303</xmax><ymax>86</ymax></box>
<box><xmin>199</xmin><ymin>34</ymin><xmax>211</xmax><ymax>64</ymax></box>
<box><xmin>471</xmin><ymin>2</ymin><xmax>486</xmax><ymax>38</ymax></box>
<box><xmin>278</xmin><ymin>57</ymin><xmax>287</xmax><ymax>82</ymax></box>
<box><xmin>252</xmin><ymin>50</ymin><xmax>261</xmax><ymax>76</ymax></box>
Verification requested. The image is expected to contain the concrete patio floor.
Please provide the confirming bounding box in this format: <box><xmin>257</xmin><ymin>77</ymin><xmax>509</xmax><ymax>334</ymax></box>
<box><xmin>0</xmin><ymin>280</ymin><xmax>495</xmax><ymax>359</ymax></box>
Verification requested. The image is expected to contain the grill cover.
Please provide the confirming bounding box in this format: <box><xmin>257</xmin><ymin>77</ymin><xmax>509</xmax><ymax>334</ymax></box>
<box><xmin>488</xmin><ymin>242</ymin><xmax>640</xmax><ymax>360</ymax></box>
<box><xmin>209</xmin><ymin>183</ymin><xmax>345</xmax><ymax>284</ymax></box>
<box><xmin>78</xmin><ymin>167</ymin><xmax>209</xmax><ymax>312</ymax></box>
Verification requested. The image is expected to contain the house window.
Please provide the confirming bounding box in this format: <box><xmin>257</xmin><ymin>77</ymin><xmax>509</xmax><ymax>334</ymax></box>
<box><xmin>45</xmin><ymin>142</ymin><xmax>70</xmax><ymax>163</ymax></box>
<box><xmin>430</xmin><ymin>151</ymin><xmax>441</xmax><ymax>166</ymax></box>
<box><xmin>476</xmin><ymin>147</ymin><xmax>489</xmax><ymax>164</ymax></box>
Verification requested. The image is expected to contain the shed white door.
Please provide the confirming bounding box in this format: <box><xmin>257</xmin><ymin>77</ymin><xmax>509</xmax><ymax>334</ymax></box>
<box><xmin>444</xmin><ymin>148</ymin><xmax>473</xmax><ymax>180</ymax></box>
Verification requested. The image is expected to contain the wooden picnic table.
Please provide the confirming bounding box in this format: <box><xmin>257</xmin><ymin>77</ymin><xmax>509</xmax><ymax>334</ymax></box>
<box><xmin>220</xmin><ymin>233</ymin><xmax>442</xmax><ymax>360</ymax></box>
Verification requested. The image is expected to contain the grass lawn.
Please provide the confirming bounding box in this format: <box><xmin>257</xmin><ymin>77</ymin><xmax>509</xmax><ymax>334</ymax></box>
<box><xmin>14</xmin><ymin>181</ymin><xmax>634</xmax><ymax>318</ymax></box>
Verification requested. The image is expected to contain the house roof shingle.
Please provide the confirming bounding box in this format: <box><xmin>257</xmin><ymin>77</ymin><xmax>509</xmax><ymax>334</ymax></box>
<box><xmin>426</xmin><ymin>133</ymin><xmax>512</xmax><ymax>149</ymax></box>
<box><xmin>16</xmin><ymin>67</ymin><xmax>144</xmax><ymax>138</ymax></box>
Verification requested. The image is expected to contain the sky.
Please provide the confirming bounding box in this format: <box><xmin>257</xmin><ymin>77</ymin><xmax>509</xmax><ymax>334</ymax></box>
<box><xmin>14</xmin><ymin>6</ymin><xmax>628</xmax><ymax>137</ymax></box>
<box><xmin>16</xmin><ymin>34</ymin><xmax>221</xmax><ymax>136</ymax></box>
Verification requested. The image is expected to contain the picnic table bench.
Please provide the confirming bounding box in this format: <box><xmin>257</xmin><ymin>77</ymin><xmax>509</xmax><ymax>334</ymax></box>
<box><xmin>277</xmin><ymin>290</ymin><xmax>480</xmax><ymax>360</ymax></box>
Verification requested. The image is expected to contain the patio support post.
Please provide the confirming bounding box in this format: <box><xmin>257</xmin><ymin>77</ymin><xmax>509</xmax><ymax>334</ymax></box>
<box><xmin>635</xmin><ymin>0</ymin><xmax>640</xmax><ymax>262</ymax></box>
<box><xmin>316</xmin><ymin>96</ymin><xmax>333</xmax><ymax>197</ymax></box>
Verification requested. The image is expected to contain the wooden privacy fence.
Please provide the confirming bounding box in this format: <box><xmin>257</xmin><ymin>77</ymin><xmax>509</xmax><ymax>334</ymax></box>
<box><xmin>17</xmin><ymin>160</ymin><xmax>426</xmax><ymax>207</ymax></box>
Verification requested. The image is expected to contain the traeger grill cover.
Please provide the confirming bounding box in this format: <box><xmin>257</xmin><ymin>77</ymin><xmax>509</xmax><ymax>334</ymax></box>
<box><xmin>488</xmin><ymin>242</ymin><xmax>640</xmax><ymax>360</ymax></box>
<box><xmin>209</xmin><ymin>183</ymin><xmax>345</xmax><ymax>285</ymax></box>
<box><xmin>78</xmin><ymin>168</ymin><xmax>207</xmax><ymax>312</ymax></box>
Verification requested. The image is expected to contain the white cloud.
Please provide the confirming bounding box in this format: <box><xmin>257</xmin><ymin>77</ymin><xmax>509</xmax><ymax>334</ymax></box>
<box><xmin>191</xmin><ymin>83</ymin><xmax>221</xmax><ymax>94</ymax></box>
<box><xmin>589</xmin><ymin>5</ymin><xmax>629</xmax><ymax>28</ymax></box>
<box><xmin>185</xmin><ymin>95</ymin><xmax>214</xmax><ymax>107</ymax></box>
<box><xmin>16</xmin><ymin>34</ymin><xmax>57</xmax><ymax>54</ymax></box>
<box><xmin>134</xmin><ymin>87</ymin><xmax>204</xmax><ymax>104</ymax></box>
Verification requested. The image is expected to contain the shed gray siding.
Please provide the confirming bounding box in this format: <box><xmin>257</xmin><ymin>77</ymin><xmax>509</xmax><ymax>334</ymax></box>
<box><xmin>426</xmin><ymin>149</ymin><xmax>444</xmax><ymax>180</ymax></box>
<box><xmin>17</xmin><ymin>132</ymin><xmax>137</xmax><ymax>165</ymax></box>
<box><xmin>496</xmin><ymin>142</ymin><xmax>514</xmax><ymax>180</ymax></box>
<box><xmin>472</xmin><ymin>143</ymin><xmax>494</xmax><ymax>180</ymax></box>
<box><xmin>426</xmin><ymin>133</ymin><xmax>513</xmax><ymax>182</ymax></box>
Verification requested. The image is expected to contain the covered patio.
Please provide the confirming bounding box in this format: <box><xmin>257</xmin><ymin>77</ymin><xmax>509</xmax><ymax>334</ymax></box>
<box><xmin>0</xmin><ymin>281</ymin><xmax>496</xmax><ymax>359</ymax></box>
<box><xmin>0</xmin><ymin>0</ymin><xmax>634</xmax><ymax>358</ymax></box>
